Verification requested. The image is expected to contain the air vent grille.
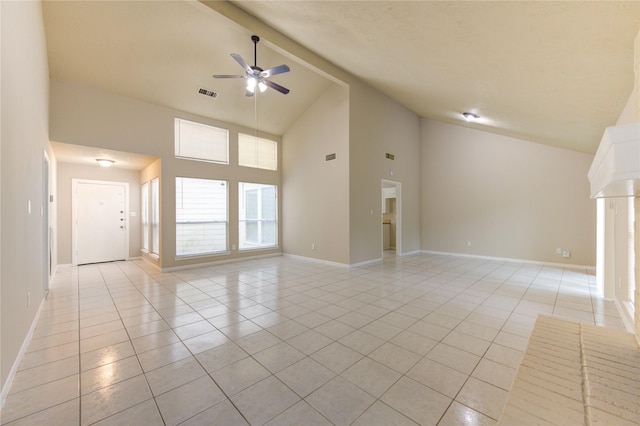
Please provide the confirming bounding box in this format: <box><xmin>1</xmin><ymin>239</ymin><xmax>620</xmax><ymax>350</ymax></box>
<box><xmin>198</xmin><ymin>87</ymin><xmax>218</xmax><ymax>98</ymax></box>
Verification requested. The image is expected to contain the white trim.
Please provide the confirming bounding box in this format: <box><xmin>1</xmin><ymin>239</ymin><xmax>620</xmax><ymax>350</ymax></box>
<box><xmin>398</xmin><ymin>250</ymin><xmax>421</xmax><ymax>257</ymax></box>
<box><xmin>614</xmin><ymin>298</ymin><xmax>635</xmax><ymax>334</ymax></box>
<box><xmin>161</xmin><ymin>252</ymin><xmax>283</xmax><ymax>272</ymax></box>
<box><xmin>421</xmin><ymin>250</ymin><xmax>596</xmax><ymax>272</ymax></box>
<box><xmin>282</xmin><ymin>253</ymin><xmax>350</xmax><ymax>268</ymax></box>
<box><xmin>0</xmin><ymin>296</ymin><xmax>47</xmax><ymax>408</ymax></box>
<box><xmin>350</xmin><ymin>257</ymin><xmax>382</xmax><ymax>268</ymax></box>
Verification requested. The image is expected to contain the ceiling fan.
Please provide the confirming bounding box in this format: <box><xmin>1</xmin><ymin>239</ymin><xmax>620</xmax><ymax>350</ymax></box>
<box><xmin>213</xmin><ymin>35</ymin><xmax>290</xmax><ymax>96</ymax></box>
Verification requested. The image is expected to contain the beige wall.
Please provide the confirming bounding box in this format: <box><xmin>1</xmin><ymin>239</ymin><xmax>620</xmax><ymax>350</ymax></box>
<box><xmin>56</xmin><ymin>163</ymin><xmax>144</xmax><ymax>264</ymax></box>
<box><xmin>349</xmin><ymin>80</ymin><xmax>421</xmax><ymax>264</ymax></box>
<box><xmin>0</xmin><ymin>0</ymin><xmax>54</xmax><ymax>394</ymax></box>
<box><xmin>282</xmin><ymin>84</ymin><xmax>350</xmax><ymax>264</ymax></box>
<box><xmin>50</xmin><ymin>80</ymin><xmax>281</xmax><ymax>270</ymax></box>
<box><xmin>421</xmin><ymin>119</ymin><xmax>596</xmax><ymax>266</ymax></box>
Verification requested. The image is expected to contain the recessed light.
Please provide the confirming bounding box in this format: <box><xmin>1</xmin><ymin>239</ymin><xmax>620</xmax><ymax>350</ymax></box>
<box><xmin>96</xmin><ymin>159</ymin><xmax>115</xmax><ymax>167</ymax></box>
<box><xmin>462</xmin><ymin>112</ymin><xmax>478</xmax><ymax>121</ymax></box>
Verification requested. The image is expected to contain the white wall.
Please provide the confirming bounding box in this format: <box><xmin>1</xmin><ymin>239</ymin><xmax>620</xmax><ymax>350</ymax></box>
<box><xmin>282</xmin><ymin>84</ymin><xmax>350</xmax><ymax>264</ymax></box>
<box><xmin>421</xmin><ymin>119</ymin><xmax>596</xmax><ymax>266</ymax></box>
<box><xmin>56</xmin><ymin>163</ymin><xmax>144</xmax><ymax>264</ymax></box>
<box><xmin>0</xmin><ymin>0</ymin><xmax>54</xmax><ymax>396</ymax></box>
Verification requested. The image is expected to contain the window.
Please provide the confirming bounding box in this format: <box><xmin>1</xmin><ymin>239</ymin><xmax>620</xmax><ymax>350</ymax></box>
<box><xmin>239</xmin><ymin>182</ymin><xmax>277</xmax><ymax>250</ymax></box>
<box><xmin>176</xmin><ymin>177</ymin><xmax>228</xmax><ymax>256</ymax></box>
<box><xmin>238</xmin><ymin>133</ymin><xmax>277</xmax><ymax>171</ymax></box>
<box><xmin>175</xmin><ymin>118</ymin><xmax>229</xmax><ymax>164</ymax></box>
<box><xmin>151</xmin><ymin>178</ymin><xmax>160</xmax><ymax>255</ymax></box>
<box><xmin>141</xmin><ymin>182</ymin><xmax>149</xmax><ymax>252</ymax></box>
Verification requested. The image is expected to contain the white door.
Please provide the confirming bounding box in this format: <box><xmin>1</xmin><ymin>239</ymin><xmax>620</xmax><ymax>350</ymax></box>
<box><xmin>73</xmin><ymin>180</ymin><xmax>129</xmax><ymax>265</ymax></box>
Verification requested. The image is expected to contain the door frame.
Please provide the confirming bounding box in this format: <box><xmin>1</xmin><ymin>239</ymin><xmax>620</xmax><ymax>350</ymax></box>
<box><xmin>43</xmin><ymin>150</ymin><xmax>51</xmax><ymax>292</ymax></box>
<box><xmin>381</xmin><ymin>179</ymin><xmax>402</xmax><ymax>257</ymax></box>
<box><xmin>72</xmin><ymin>178</ymin><xmax>130</xmax><ymax>265</ymax></box>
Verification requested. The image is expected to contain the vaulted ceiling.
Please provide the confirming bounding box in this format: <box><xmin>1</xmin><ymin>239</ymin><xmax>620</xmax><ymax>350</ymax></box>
<box><xmin>43</xmin><ymin>1</ymin><xmax>639</xmax><ymax>155</ymax></box>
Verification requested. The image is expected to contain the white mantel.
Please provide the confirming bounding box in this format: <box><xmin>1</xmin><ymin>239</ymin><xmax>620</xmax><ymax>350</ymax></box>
<box><xmin>588</xmin><ymin>122</ymin><xmax>640</xmax><ymax>199</ymax></box>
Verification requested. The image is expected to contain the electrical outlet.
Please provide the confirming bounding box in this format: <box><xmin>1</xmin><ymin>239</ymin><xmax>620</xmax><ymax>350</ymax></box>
<box><xmin>556</xmin><ymin>248</ymin><xmax>562</xmax><ymax>254</ymax></box>
<box><xmin>311</xmin><ymin>243</ymin><xmax>315</xmax><ymax>250</ymax></box>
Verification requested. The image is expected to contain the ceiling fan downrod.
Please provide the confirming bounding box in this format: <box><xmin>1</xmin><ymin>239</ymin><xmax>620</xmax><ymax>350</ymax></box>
<box><xmin>251</xmin><ymin>35</ymin><xmax>260</xmax><ymax>68</ymax></box>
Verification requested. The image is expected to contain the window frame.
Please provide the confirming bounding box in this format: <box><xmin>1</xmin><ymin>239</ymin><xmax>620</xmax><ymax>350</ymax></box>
<box><xmin>175</xmin><ymin>176</ymin><xmax>229</xmax><ymax>258</ymax></box>
<box><xmin>238</xmin><ymin>133</ymin><xmax>278</xmax><ymax>171</ymax></box>
<box><xmin>238</xmin><ymin>182</ymin><xmax>278</xmax><ymax>251</ymax></box>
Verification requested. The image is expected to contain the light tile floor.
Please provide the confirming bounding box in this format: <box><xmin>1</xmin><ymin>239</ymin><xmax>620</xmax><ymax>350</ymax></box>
<box><xmin>0</xmin><ymin>253</ymin><xmax>628</xmax><ymax>425</ymax></box>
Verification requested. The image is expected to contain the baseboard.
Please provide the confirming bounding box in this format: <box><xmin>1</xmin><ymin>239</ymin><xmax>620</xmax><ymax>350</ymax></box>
<box><xmin>421</xmin><ymin>250</ymin><xmax>596</xmax><ymax>272</ymax></box>
<box><xmin>613</xmin><ymin>298</ymin><xmax>635</xmax><ymax>334</ymax></box>
<box><xmin>161</xmin><ymin>252</ymin><xmax>283</xmax><ymax>272</ymax></box>
<box><xmin>0</xmin><ymin>296</ymin><xmax>47</xmax><ymax>409</ymax></box>
<box><xmin>282</xmin><ymin>253</ymin><xmax>349</xmax><ymax>268</ymax></box>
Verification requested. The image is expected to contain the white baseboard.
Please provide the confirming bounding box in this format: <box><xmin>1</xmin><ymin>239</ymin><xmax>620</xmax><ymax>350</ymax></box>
<box><xmin>161</xmin><ymin>252</ymin><xmax>283</xmax><ymax>272</ymax></box>
<box><xmin>282</xmin><ymin>253</ymin><xmax>350</xmax><ymax>268</ymax></box>
<box><xmin>421</xmin><ymin>250</ymin><xmax>596</xmax><ymax>272</ymax></box>
<box><xmin>0</xmin><ymin>296</ymin><xmax>47</xmax><ymax>409</ymax></box>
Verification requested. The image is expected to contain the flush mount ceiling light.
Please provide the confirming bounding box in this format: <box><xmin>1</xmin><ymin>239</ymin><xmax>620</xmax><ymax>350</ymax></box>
<box><xmin>96</xmin><ymin>159</ymin><xmax>115</xmax><ymax>167</ymax></box>
<box><xmin>462</xmin><ymin>112</ymin><xmax>478</xmax><ymax>121</ymax></box>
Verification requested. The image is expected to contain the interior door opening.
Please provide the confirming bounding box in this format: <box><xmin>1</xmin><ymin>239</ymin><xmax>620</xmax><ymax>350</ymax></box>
<box><xmin>381</xmin><ymin>180</ymin><xmax>402</xmax><ymax>258</ymax></box>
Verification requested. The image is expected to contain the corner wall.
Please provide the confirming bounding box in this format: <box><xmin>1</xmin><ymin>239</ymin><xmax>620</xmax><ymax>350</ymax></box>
<box><xmin>348</xmin><ymin>80</ymin><xmax>421</xmax><ymax>264</ymax></box>
<box><xmin>421</xmin><ymin>119</ymin><xmax>596</xmax><ymax>266</ymax></box>
<box><xmin>1</xmin><ymin>0</ymin><xmax>53</xmax><ymax>395</ymax></box>
<box><xmin>282</xmin><ymin>84</ymin><xmax>350</xmax><ymax>264</ymax></box>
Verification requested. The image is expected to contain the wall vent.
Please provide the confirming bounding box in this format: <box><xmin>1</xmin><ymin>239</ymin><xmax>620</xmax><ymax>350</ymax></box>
<box><xmin>385</xmin><ymin>153</ymin><xmax>395</xmax><ymax>160</ymax></box>
<box><xmin>198</xmin><ymin>87</ymin><xmax>218</xmax><ymax>98</ymax></box>
<box><xmin>325</xmin><ymin>153</ymin><xmax>336</xmax><ymax>161</ymax></box>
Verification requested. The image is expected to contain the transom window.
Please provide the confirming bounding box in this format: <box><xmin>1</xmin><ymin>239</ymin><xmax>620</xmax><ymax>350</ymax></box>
<box><xmin>175</xmin><ymin>118</ymin><xmax>229</xmax><ymax>164</ymax></box>
<box><xmin>238</xmin><ymin>133</ymin><xmax>277</xmax><ymax>171</ymax></box>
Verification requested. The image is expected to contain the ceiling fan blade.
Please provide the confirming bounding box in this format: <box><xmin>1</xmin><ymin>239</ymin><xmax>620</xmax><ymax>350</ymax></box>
<box><xmin>231</xmin><ymin>53</ymin><xmax>253</xmax><ymax>75</ymax></box>
<box><xmin>260</xmin><ymin>64</ymin><xmax>290</xmax><ymax>78</ymax></box>
<box><xmin>212</xmin><ymin>74</ymin><xmax>244</xmax><ymax>79</ymax></box>
<box><xmin>263</xmin><ymin>79</ymin><xmax>290</xmax><ymax>95</ymax></box>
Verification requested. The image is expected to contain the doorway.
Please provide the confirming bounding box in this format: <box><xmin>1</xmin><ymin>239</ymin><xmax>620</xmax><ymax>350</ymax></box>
<box><xmin>381</xmin><ymin>180</ymin><xmax>402</xmax><ymax>257</ymax></box>
<box><xmin>72</xmin><ymin>179</ymin><xmax>129</xmax><ymax>265</ymax></box>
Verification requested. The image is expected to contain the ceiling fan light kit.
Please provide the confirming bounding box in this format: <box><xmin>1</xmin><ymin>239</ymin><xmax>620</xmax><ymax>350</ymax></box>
<box><xmin>213</xmin><ymin>35</ymin><xmax>290</xmax><ymax>96</ymax></box>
